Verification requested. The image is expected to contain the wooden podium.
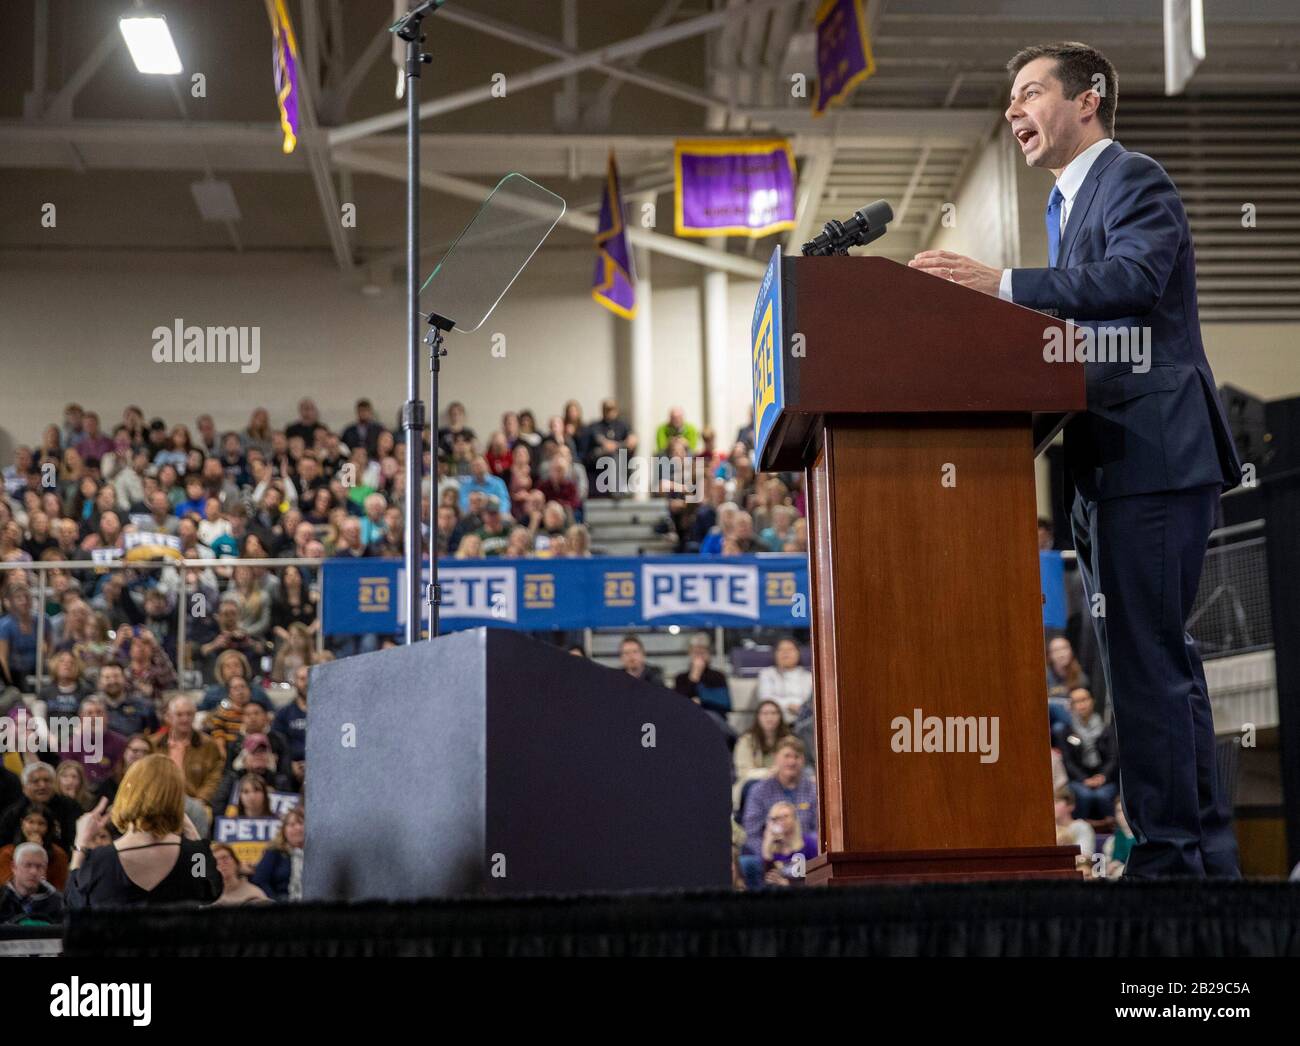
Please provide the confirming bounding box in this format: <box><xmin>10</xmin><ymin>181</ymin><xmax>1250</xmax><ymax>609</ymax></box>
<box><xmin>750</xmin><ymin>253</ymin><xmax>1086</xmax><ymax>884</ymax></box>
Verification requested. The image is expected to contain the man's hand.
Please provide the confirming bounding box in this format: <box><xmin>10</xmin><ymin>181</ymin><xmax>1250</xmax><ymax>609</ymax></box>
<box><xmin>1084</xmin><ymin>774</ymin><xmax>1106</xmax><ymax>788</ymax></box>
<box><xmin>908</xmin><ymin>250</ymin><xmax>1002</xmax><ymax>297</ymax></box>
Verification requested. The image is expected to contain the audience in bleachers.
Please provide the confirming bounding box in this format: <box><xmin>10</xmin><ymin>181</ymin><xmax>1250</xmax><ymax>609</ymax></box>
<box><xmin>1</xmin><ymin>392</ymin><xmax>1119</xmax><ymax>907</ymax></box>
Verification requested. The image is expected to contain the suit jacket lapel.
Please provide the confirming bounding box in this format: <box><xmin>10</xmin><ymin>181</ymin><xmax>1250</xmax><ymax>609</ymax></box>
<box><xmin>1057</xmin><ymin>141</ymin><xmax>1124</xmax><ymax>267</ymax></box>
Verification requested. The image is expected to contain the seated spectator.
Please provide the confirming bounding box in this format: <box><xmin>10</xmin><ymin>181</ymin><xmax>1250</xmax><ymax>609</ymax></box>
<box><xmin>216</xmin><ymin>762</ymin><xmax>283</xmax><ymax>818</ymax></box>
<box><xmin>457</xmin><ymin>457</ymin><xmax>510</xmax><ymax>516</ymax></box>
<box><xmin>151</xmin><ymin>695</ymin><xmax>225</xmax><ymax>811</ymax></box>
<box><xmin>740</xmin><ymin>737</ymin><xmax>817</xmax><ymax>866</ymax></box>
<box><xmin>565</xmin><ymin>523</ymin><xmax>591</xmax><ymax>558</ymax></box>
<box><xmin>37</xmin><ymin>650</ymin><xmax>92</xmax><ymax>720</ymax></box>
<box><xmin>199</xmin><ymin>649</ymin><xmax>272</xmax><ymax>713</ymax></box>
<box><xmin>65</xmin><ymin>756</ymin><xmax>223</xmax><ymax>908</ymax></box>
<box><xmin>117</xmin><ymin>629</ymin><xmax>177</xmax><ymax>703</ymax></box>
<box><xmin>757</xmin><ymin>800</ymin><xmax>817</xmax><ymax>889</ymax></box>
<box><xmin>359</xmin><ymin>492</ymin><xmax>389</xmax><ymax>547</ymax></box>
<box><xmin>725</xmin><ymin>511</ymin><xmax>770</xmax><ymax>554</ymax></box>
<box><xmin>270</xmin><ymin>663</ymin><xmax>309</xmax><ymax>764</ymax></box>
<box><xmin>654</xmin><ymin>406</ymin><xmax>700</xmax><ymax>455</ymax></box>
<box><xmin>733</xmin><ymin>700</ymin><xmax>791</xmax><ymax>809</ymax></box>
<box><xmin>271</xmin><ymin>621</ymin><xmax>315</xmax><ymax>684</ymax></box>
<box><xmin>205</xmin><ymin>674</ymin><xmax>254</xmax><ymax>752</ymax></box>
<box><xmin>437</xmin><ymin>401</ymin><xmax>476</xmax><ymax>458</ymax></box>
<box><xmin>199</xmin><ymin>598</ymin><xmax>267</xmax><ymax>684</ymax></box>
<box><xmin>231</xmin><ymin>565</ymin><xmax>272</xmax><ymax>640</ymax></box>
<box><xmin>211</xmin><ymin>841</ymin><xmax>270</xmax><ymax>906</ymax></box>
<box><xmin>94</xmin><ymin>732</ymin><xmax>155</xmax><ymax>804</ymax></box>
<box><xmin>1102</xmin><ymin>796</ymin><xmax>1136</xmax><ymax>879</ymax></box>
<box><xmin>1060</xmin><ymin>687</ymin><xmax>1118</xmax><ymax>820</ymax></box>
<box><xmin>759</xmin><ymin>505</ymin><xmax>798</xmax><ymax>552</ymax></box>
<box><xmin>672</xmin><ymin>632</ymin><xmax>731</xmax><ymax>714</ymax></box>
<box><xmin>505</xmin><ymin>527</ymin><xmax>534</xmax><ymax>558</ymax></box>
<box><xmin>485</xmin><ymin>431</ymin><xmax>513</xmax><ymax>477</ymax></box>
<box><xmin>0</xmin><ymin>583</ymin><xmax>52</xmax><ymax>689</ymax></box>
<box><xmin>56</xmin><ymin>696</ymin><xmax>128</xmax><ymax>787</ymax></box>
<box><xmin>1054</xmin><ymin>786</ymin><xmax>1096</xmax><ymax>857</ymax></box>
<box><xmin>219</xmin><ymin>732</ymin><xmax>293</xmax><ymax>805</ymax></box>
<box><xmin>582</xmin><ymin>399</ymin><xmax>638</xmax><ymax>495</ymax></box>
<box><xmin>222</xmin><ymin>699</ymin><xmax>282</xmax><ymax>767</ymax></box>
<box><xmin>251</xmin><ymin>805</ymin><xmax>305</xmax><ymax>902</ymax></box>
<box><xmin>1046</xmin><ymin>635</ymin><xmax>1088</xmax><ymax>745</ymax></box>
<box><xmin>96</xmin><ymin>662</ymin><xmax>159</xmax><ymax>737</ymax></box>
<box><xmin>55</xmin><ymin>759</ymin><xmax>96</xmax><ymax>812</ymax></box>
<box><xmin>475</xmin><ymin>497</ymin><xmax>515</xmax><ymax>557</ymax></box>
<box><xmin>757</xmin><ymin>637</ymin><xmax>813</xmax><ymax>723</ymax></box>
<box><xmin>0</xmin><ymin>841</ymin><xmax>65</xmax><ymax>925</ymax></box>
<box><xmin>698</xmin><ymin>502</ymin><xmax>737</xmax><ymax>556</ymax></box>
<box><xmin>0</xmin><ymin>763</ymin><xmax>82</xmax><ymax>851</ymax></box>
<box><xmin>454</xmin><ymin>533</ymin><xmax>484</xmax><ymax>560</ymax></box>
<box><xmin>342</xmin><ymin>398</ymin><xmax>385</xmax><ymax>457</ymax></box>
<box><xmin>0</xmin><ymin>802</ymin><xmax>70</xmax><ymax>890</ymax></box>
<box><xmin>532</xmin><ymin>502</ymin><xmax>570</xmax><ymax>555</ymax></box>
<box><xmin>619</xmin><ymin>635</ymin><xmax>664</xmax><ymax>688</ymax></box>
<box><xmin>537</xmin><ymin>456</ymin><xmax>580</xmax><ymax>514</ymax></box>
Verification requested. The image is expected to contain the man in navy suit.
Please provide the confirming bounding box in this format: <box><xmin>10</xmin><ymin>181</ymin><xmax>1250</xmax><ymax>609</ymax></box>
<box><xmin>911</xmin><ymin>43</ymin><xmax>1242</xmax><ymax>878</ymax></box>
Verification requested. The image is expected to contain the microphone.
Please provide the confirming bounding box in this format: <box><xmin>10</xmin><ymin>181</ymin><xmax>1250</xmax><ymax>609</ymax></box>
<box><xmin>801</xmin><ymin>200</ymin><xmax>894</xmax><ymax>256</ymax></box>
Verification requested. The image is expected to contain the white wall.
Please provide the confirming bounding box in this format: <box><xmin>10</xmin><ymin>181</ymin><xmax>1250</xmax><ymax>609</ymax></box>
<box><xmin>929</xmin><ymin>129</ymin><xmax>1021</xmax><ymax>268</ymax></box>
<box><xmin>0</xmin><ymin>247</ymin><xmax>762</xmax><ymax>460</ymax></box>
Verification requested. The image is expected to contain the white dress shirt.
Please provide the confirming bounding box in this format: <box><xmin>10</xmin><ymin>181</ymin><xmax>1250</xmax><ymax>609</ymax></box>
<box><xmin>999</xmin><ymin>137</ymin><xmax>1114</xmax><ymax>301</ymax></box>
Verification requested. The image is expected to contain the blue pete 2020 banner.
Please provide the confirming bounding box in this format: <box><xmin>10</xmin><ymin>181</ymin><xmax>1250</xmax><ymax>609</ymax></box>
<box><xmin>321</xmin><ymin>553</ymin><xmax>1069</xmax><ymax>636</ymax></box>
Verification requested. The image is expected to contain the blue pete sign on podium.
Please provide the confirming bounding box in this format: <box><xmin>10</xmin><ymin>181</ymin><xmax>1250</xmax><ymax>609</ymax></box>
<box><xmin>751</xmin><ymin>245</ymin><xmax>785</xmax><ymax>471</ymax></box>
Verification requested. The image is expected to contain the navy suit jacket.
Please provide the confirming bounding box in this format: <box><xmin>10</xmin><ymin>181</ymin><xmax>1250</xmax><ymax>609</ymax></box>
<box><xmin>1012</xmin><ymin>142</ymin><xmax>1240</xmax><ymax>501</ymax></box>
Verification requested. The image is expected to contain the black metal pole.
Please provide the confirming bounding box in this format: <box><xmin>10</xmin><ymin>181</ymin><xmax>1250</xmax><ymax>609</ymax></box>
<box><xmin>401</xmin><ymin>31</ymin><xmax>428</xmax><ymax>645</ymax></box>
<box><xmin>426</xmin><ymin>323</ymin><xmax>445</xmax><ymax>638</ymax></box>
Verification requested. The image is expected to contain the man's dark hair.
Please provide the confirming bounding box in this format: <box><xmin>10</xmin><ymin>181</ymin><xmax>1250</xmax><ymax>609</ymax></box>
<box><xmin>620</xmin><ymin>634</ymin><xmax>644</xmax><ymax>651</ymax></box>
<box><xmin>1007</xmin><ymin>42</ymin><xmax>1117</xmax><ymax>137</ymax></box>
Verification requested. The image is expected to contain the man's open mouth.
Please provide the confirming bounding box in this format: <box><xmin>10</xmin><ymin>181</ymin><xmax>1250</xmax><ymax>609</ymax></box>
<box><xmin>1016</xmin><ymin>127</ymin><xmax>1039</xmax><ymax>150</ymax></box>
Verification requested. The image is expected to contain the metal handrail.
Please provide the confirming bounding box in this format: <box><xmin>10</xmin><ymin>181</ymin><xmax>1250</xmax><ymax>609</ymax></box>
<box><xmin>0</xmin><ymin>556</ymin><xmax>324</xmax><ymax>687</ymax></box>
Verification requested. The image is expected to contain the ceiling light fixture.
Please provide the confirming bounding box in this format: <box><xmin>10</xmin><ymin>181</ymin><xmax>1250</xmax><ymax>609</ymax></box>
<box><xmin>119</xmin><ymin>13</ymin><xmax>182</xmax><ymax>75</ymax></box>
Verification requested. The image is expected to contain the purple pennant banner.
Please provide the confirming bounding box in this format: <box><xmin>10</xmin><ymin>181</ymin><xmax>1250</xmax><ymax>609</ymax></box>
<box><xmin>673</xmin><ymin>140</ymin><xmax>797</xmax><ymax>239</ymax></box>
<box><xmin>265</xmin><ymin>0</ymin><xmax>302</xmax><ymax>154</ymax></box>
<box><xmin>813</xmin><ymin>0</ymin><xmax>876</xmax><ymax>116</ymax></box>
<box><xmin>592</xmin><ymin>154</ymin><xmax>637</xmax><ymax>320</ymax></box>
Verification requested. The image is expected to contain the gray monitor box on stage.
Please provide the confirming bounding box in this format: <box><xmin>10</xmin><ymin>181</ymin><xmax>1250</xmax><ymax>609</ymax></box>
<box><xmin>303</xmin><ymin>629</ymin><xmax>732</xmax><ymax>900</ymax></box>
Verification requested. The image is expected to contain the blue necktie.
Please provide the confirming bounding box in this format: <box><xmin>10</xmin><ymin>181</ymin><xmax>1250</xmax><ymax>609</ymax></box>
<box><xmin>1045</xmin><ymin>185</ymin><xmax>1064</xmax><ymax>267</ymax></box>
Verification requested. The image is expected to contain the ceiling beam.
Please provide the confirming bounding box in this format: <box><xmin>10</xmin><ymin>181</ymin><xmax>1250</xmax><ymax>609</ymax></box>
<box><xmin>44</xmin><ymin>31</ymin><xmax>120</xmax><ymax>121</ymax></box>
<box><xmin>581</xmin><ymin>0</ymin><xmax>683</xmax><ymax>127</ymax></box>
<box><xmin>23</xmin><ymin>0</ymin><xmax>50</xmax><ymax>119</ymax></box>
<box><xmin>322</xmin><ymin>21</ymin><xmax>390</xmax><ymax>124</ymax></box>
<box><xmin>0</xmin><ymin>120</ymin><xmax>985</xmax><ymax>174</ymax></box>
<box><xmin>738</xmin><ymin>106</ymin><xmax>999</xmax><ymax>138</ymax></box>
<box><xmin>333</xmin><ymin>147</ymin><xmax>768</xmax><ymax>279</ymax></box>
<box><xmin>329</xmin><ymin>0</ymin><xmax>802</xmax><ymax>146</ymax></box>
<box><xmin>433</xmin><ymin>2</ymin><xmax>732</xmax><ymax>119</ymax></box>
